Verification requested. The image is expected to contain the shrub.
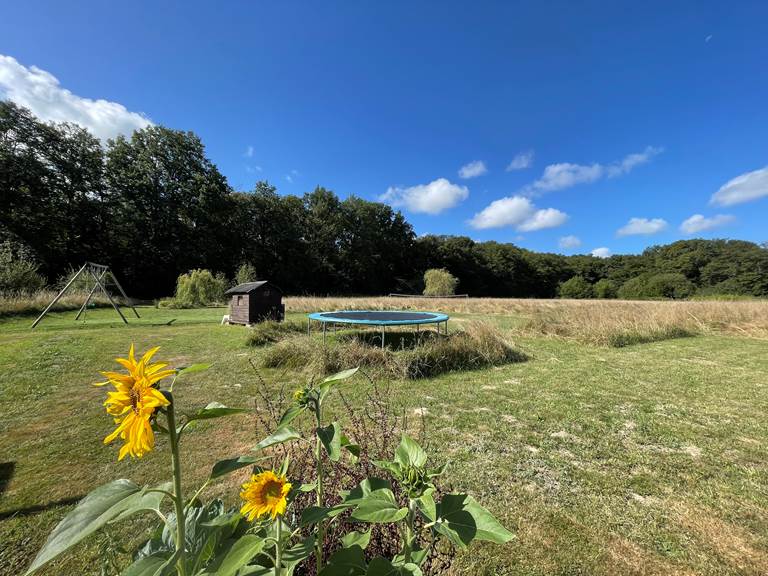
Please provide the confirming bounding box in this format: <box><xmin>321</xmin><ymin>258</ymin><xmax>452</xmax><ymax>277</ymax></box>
<box><xmin>235</xmin><ymin>262</ymin><xmax>258</xmax><ymax>286</ymax></box>
<box><xmin>593</xmin><ymin>278</ymin><xmax>617</xmax><ymax>299</ymax></box>
<box><xmin>170</xmin><ymin>269</ymin><xmax>228</xmax><ymax>308</ymax></box>
<box><xmin>607</xmin><ymin>326</ymin><xmax>695</xmax><ymax>347</ymax></box>
<box><xmin>245</xmin><ymin>319</ymin><xmax>306</xmax><ymax>346</ymax></box>
<box><xmin>423</xmin><ymin>268</ymin><xmax>458</xmax><ymax>296</ymax></box>
<box><xmin>262</xmin><ymin>321</ymin><xmax>527</xmax><ymax>379</ymax></box>
<box><xmin>0</xmin><ymin>240</ymin><xmax>46</xmax><ymax>294</ymax></box>
<box><xmin>558</xmin><ymin>275</ymin><xmax>594</xmax><ymax>299</ymax></box>
<box><xmin>618</xmin><ymin>273</ymin><xmax>694</xmax><ymax>300</ymax></box>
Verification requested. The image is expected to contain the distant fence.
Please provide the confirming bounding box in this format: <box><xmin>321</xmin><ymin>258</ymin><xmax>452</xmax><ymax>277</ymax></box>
<box><xmin>387</xmin><ymin>293</ymin><xmax>470</xmax><ymax>299</ymax></box>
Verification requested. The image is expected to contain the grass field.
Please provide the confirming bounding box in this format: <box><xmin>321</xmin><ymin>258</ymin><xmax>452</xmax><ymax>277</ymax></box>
<box><xmin>1</xmin><ymin>299</ymin><xmax>768</xmax><ymax>575</ymax></box>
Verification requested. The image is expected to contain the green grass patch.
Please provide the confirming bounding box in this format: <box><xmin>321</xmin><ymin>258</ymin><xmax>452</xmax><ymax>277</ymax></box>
<box><xmin>3</xmin><ymin>305</ymin><xmax>768</xmax><ymax>575</ymax></box>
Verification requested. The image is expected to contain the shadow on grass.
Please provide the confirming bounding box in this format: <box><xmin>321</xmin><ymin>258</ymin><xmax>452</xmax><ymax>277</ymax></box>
<box><xmin>0</xmin><ymin>494</ymin><xmax>84</xmax><ymax>520</ymax></box>
<box><xmin>0</xmin><ymin>462</ymin><xmax>14</xmax><ymax>498</ymax></box>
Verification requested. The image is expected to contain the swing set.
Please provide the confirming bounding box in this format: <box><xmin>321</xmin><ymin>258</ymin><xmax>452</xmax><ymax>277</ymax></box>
<box><xmin>31</xmin><ymin>262</ymin><xmax>140</xmax><ymax>328</ymax></box>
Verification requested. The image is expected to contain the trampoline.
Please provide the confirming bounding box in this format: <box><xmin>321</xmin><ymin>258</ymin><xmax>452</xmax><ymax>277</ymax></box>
<box><xmin>307</xmin><ymin>310</ymin><xmax>450</xmax><ymax>348</ymax></box>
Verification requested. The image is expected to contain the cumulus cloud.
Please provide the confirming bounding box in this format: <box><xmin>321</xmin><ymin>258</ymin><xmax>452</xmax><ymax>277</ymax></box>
<box><xmin>458</xmin><ymin>160</ymin><xmax>487</xmax><ymax>179</ymax></box>
<box><xmin>591</xmin><ymin>247</ymin><xmax>612</xmax><ymax>258</ymax></box>
<box><xmin>380</xmin><ymin>178</ymin><xmax>469</xmax><ymax>215</ymax></box>
<box><xmin>522</xmin><ymin>146</ymin><xmax>662</xmax><ymax>196</ymax></box>
<box><xmin>506</xmin><ymin>150</ymin><xmax>534</xmax><ymax>171</ymax></box>
<box><xmin>468</xmin><ymin>195</ymin><xmax>567</xmax><ymax>231</ymax></box>
<box><xmin>616</xmin><ymin>217</ymin><xmax>668</xmax><ymax>236</ymax></box>
<box><xmin>518</xmin><ymin>208</ymin><xmax>568</xmax><ymax>231</ymax></box>
<box><xmin>559</xmin><ymin>235</ymin><xmax>582</xmax><ymax>250</ymax></box>
<box><xmin>0</xmin><ymin>54</ymin><xmax>151</xmax><ymax>140</ymax></box>
<box><xmin>680</xmin><ymin>214</ymin><xmax>735</xmax><ymax>234</ymax></box>
<box><xmin>710</xmin><ymin>167</ymin><xmax>768</xmax><ymax>206</ymax></box>
<box><xmin>244</xmin><ymin>145</ymin><xmax>255</xmax><ymax>158</ymax></box>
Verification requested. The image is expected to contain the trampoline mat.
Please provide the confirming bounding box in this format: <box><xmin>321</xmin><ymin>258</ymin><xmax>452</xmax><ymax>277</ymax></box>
<box><xmin>309</xmin><ymin>310</ymin><xmax>448</xmax><ymax>325</ymax></box>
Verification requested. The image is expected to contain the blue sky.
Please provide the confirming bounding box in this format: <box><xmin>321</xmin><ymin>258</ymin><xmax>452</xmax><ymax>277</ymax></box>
<box><xmin>2</xmin><ymin>1</ymin><xmax>767</xmax><ymax>257</ymax></box>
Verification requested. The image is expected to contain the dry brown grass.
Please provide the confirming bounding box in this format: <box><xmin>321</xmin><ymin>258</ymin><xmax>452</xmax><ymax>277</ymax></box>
<box><xmin>0</xmin><ymin>290</ymin><xmax>113</xmax><ymax>318</ymax></box>
<box><xmin>285</xmin><ymin>296</ymin><xmax>768</xmax><ymax>345</ymax></box>
<box><xmin>261</xmin><ymin>320</ymin><xmax>527</xmax><ymax>379</ymax></box>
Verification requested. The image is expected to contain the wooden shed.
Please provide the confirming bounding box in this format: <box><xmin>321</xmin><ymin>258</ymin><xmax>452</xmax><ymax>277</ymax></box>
<box><xmin>225</xmin><ymin>281</ymin><xmax>284</xmax><ymax>325</ymax></box>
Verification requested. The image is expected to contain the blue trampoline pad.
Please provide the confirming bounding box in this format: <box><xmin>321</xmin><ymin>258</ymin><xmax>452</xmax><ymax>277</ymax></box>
<box><xmin>308</xmin><ymin>310</ymin><xmax>449</xmax><ymax>326</ymax></box>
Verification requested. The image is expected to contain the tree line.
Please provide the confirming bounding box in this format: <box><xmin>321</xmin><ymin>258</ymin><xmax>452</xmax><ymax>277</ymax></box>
<box><xmin>2</xmin><ymin>100</ymin><xmax>767</xmax><ymax>299</ymax></box>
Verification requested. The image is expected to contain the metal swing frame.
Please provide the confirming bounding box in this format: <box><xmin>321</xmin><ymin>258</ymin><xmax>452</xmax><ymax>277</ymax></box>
<box><xmin>31</xmin><ymin>262</ymin><xmax>140</xmax><ymax>328</ymax></box>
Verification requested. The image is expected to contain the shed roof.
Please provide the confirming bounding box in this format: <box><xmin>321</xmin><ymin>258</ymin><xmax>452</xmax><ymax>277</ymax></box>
<box><xmin>225</xmin><ymin>281</ymin><xmax>281</xmax><ymax>295</ymax></box>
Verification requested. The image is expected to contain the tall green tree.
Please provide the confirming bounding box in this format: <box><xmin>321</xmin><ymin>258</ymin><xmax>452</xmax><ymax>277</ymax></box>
<box><xmin>104</xmin><ymin>126</ymin><xmax>232</xmax><ymax>296</ymax></box>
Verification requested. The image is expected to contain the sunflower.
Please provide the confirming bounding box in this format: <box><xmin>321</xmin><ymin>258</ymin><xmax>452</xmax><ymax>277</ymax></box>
<box><xmin>240</xmin><ymin>471</ymin><xmax>292</xmax><ymax>521</ymax></box>
<box><xmin>96</xmin><ymin>344</ymin><xmax>176</xmax><ymax>460</ymax></box>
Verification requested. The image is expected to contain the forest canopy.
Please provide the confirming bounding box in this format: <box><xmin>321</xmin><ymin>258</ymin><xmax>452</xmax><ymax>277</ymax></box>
<box><xmin>2</xmin><ymin>100</ymin><xmax>767</xmax><ymax>299</ymax></box>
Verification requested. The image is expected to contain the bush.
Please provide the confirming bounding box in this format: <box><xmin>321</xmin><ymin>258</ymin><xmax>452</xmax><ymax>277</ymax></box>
<box><xmin>0</xmin><ymin>240</ymin><xmax>46</xmax><ymax>294</ymax></box>
<box><xmin>262</xmin><ymin>320</ymin><xmax>527</xmax><ymax>379</ymax></box>
<box><xmin>593</xmin><ymin>278</ymin><xmax>617</xmax><ymax>299</ymax></box>
<box><xmin>245</xmin><ymin>319</ymin><xmax>306</xmax><ymax>346</ymax></box>
<box><xmin>608</xmin><ymin>326</ymin><xmax>695</xmax><ymax>347</ymax></box>
<box><xmin>558</xmin><ymin>275</ymin><xmax>594</xmax><ymax>299</ymax></box>
<box><xmin>234</xmin><ymin>262</ymin><xmax>258</xmax><ymax>286</ymax></box>
<box><xmin>170</xmin><ymin>269</ymin><xmax>228</xmax><ymax>308</ymax></box>
<box><xmin>423</xmin><ymin>268</ymin><xmax>458</xmax><ymax>296</ymax></box>
<box><xmin>618</xmin><ymin>273</ymin><xmax>694</xmax><ymax>300</ymax></box>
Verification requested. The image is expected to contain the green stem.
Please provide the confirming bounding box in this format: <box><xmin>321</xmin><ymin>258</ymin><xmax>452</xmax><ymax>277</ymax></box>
<box><xmin>274</xmin><ymin>518</ymin><xmax>283</xmax><ymax>576</ymax></box>
<box><xmin>314</xmin><ymin>403</ymin><xmax>325</xmax><ymax>573</ymax></box>
<box><xmin>403</xmin><ymin>499</ymin><xmax>417</xmax><ymax>564</ymax></box>
<box><xmin>166</xmin><ymin>400</ymin><xmax>187</xmax><ymax>576</ymax></box>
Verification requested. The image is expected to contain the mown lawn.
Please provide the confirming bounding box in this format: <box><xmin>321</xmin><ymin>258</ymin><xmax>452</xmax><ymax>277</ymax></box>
<box><xmin>1</xmin><ymin>306</ymin><xmax>767</xmax><ymax>575</ymax></box>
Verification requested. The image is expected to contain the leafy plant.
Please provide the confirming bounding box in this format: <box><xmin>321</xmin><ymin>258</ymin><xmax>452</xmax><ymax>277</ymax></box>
<box><xmin>25</xmin><ymin>347</ymin><xmax>512</xmax><ymax>576</ymax></box>
<box><xmin>422</xmin><ymin>269</ymin><xmax>458</xmax><ymax>297</ymax></box>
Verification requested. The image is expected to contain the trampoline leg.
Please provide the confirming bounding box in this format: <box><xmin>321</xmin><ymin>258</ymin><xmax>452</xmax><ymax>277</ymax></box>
<box><xmin>323</xmin><ymin>322</ymin><xmax>326</xmax><ymax>344</ymax></box>
<box><xmin>381</xmin><ymin>327</ymin><xmax>385</xmax><ymax>349</ymax></box>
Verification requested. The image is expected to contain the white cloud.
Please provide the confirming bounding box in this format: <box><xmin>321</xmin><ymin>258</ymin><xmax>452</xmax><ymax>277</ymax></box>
<box><xmin>559</xmin><ymin>235</ymin><xmax>582</xmax><ymax>249</ymax></box>
<box><xmin>522</xmin><ymin>146</ymin><xmax>662</xmax><ymax>195</ymax></box>
<box><xmin>285</xmin><ymin>174</ymin><xmax>293</xmax><ymax>183</ymax></box>
<box><xmin>380</xmin><ymin>178</ymin><xmax>469</xmax><ymax>215</ymax></box>
<box><xmin>0</xmin><ymin>54</ymin><xmax>151</xmax><ymax>140</ymax></box>
<box><xmin>468</xmin><ymin>196</ymin><xmax>534</xmax><ymax>229</ymax></box>
<box><xmin>244</xmin><ymin>145</ymin><xmax>254</xmax><ymax>158</ymax></box>
<box><xmin>518</xmin><ymin>208</ymin><xmax>568</xmax><ymax>231</ymax></box>
<box><xmin>616</xmin><ymin>217</ymin><xmax>668</xmax><ymax>236</ymax></box>
<box><xmin>468</xmin><ymin>195</ymin><xmax>567</xmax><ymax>232</ymax></box>
<box><xmin>591</xmin><ymin>247</ymin><xmax>612</xmax><ymax>258</ymax></box>
<box><xmin>458</xmin><ymin>160</ymin><xmax>487</xmax><ymax>179</ymax></box>
<box><xmin>710</xmin><ymin>167</ymin><xmax>768</xmax><ymax>206</ymax></box>
<box><xmin>680</xmin><ymin>214</ymin><xmax>735</xmax><ymax>234</ymax></box>
<box><xmin>506</xmin><ymin>150</ymin><xmax>534</xmax><ymax>171</ymax></box>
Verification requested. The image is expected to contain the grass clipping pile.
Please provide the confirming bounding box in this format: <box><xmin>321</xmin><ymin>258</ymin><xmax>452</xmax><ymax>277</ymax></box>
<box><xmin>254</xmin><ymin>320</ymin><xmax>527</xmax><ymax>379</ymax></box>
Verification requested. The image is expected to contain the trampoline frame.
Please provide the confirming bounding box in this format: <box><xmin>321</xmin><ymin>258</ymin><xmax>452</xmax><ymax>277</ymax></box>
<box><xmin>307</xmin><ymin>310</ymin><xmax>450</xmax><ymax>348</ymax></box>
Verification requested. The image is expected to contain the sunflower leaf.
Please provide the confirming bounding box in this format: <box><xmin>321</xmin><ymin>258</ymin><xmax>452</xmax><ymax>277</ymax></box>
<box><xmin>176</xmin><ymin>363</ymin><xmax>212</xmax><ymax>376</ymax></box>
<box><xmin>25</xmin><ymin>480</ymin><xmax>152</xmax><ymax>575</ymax></box>
<box><xmin>432</xmin><ymin>494</ymin><xmax>514</xmax><ymax>549</ymax></box>
<box><xmin>278</xmin><ymin>404</ymin><xmax>306</xmax><ymax>427</ymax></box>
<box><xmin>252</xmin><ymin>426</ymin><xmax>302</xmax><ymax>452</ymax></box>
<box><xmin>318</xmin><ymin>367</ymin><xmax>359</xmax><ymax>401</ymax></box>
<box><xmin>199</xmin><ymin>533</ymin><xmax>265</xmax><ymax>576</ymax></box>
<box><xmin>318</xmin><ymin>422</ymin><xmax>342</xmax><ymax>462</ymax></box>
<box><xmin>186</xmin><ymin>402</ymin><xmax>247</xmax><ymax>423</ymax></box>
<box><xmin>341</xmin><ymin>528</ymin><xmax>372</xmax><ymax>550</ymax></box>
<box><xmin>209</xmin><ymin>455</ymin><xmax>268</xmax><ymax>480</ymax></box>
<box><xmin>394</xmin><ymin>435</ymin><xmax>427</xmax><ymax>469</ymax></box>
